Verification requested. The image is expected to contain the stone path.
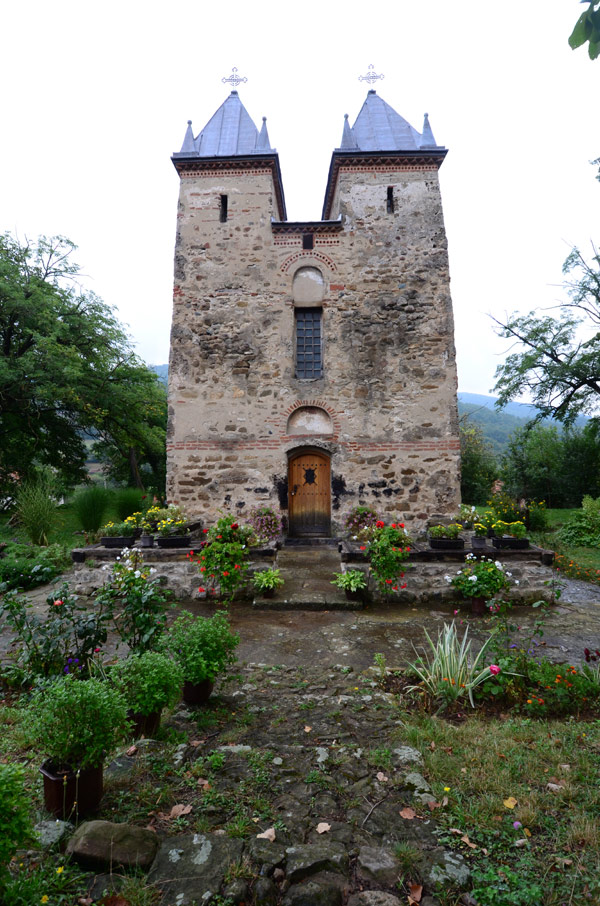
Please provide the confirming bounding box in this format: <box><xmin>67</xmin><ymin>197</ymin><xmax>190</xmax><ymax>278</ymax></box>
<box><xmin>254</xmin><ymin>545</ymin><xmax>360</xmax><ymax>610</ymax></box>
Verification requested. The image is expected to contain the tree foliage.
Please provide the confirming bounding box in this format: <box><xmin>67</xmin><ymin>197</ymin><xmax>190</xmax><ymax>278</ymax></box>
<box><xmin>492</xmin><ymin>245</ymin><xmax>600</xmax><ymax>425</ymax></box>
<box><xmin>0</xmin><ymin>233</ymin><xmax>166</xmax><ymax>493</ymax></box>
<box><xmin>569</xmin><ymin>0</ymin><xmax>600</xmax><ymax>59</ymax></box>
<box><xmin>460</xmin><ymin>420</ymin><xmax>498</xmax><ymax>504</ymax></box>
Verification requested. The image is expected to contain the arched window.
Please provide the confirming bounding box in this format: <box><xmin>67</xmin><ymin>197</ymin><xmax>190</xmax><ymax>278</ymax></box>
<box><xmin>292</xmin><ymin>267</ymin><xmax>324</xmax><ymax>379</ymax></box>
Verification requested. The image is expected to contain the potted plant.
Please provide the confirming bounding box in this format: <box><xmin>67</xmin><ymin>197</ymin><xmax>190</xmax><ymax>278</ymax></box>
<box><xmin>492</xmin><ymin>520</ymin><xmax>530</xmax><ymax>549</ymax></box>
<box><xmin>27</xmin><ymin>675</ymin><xmax>130</xmax><ymax>820</ymax></box>
<box><xmin>368</xmin><ymin>521</ymin><xmax>410</xmax><ymax>593</ymax></box>
<box><xmin>471</xmin><ymin>523</ymin><xmax>488</xmax><ymax>551</ymax></box>
<box><xmin>446</xmin><ymin>554</ymin><xmax>512</xmax><ymax>614</ymax></box>
<box><xmin>428</xmin><ymin>523</ymin><xmax>464</xmax><ymax>550</ymax></box>
<box><xmin>156</xmin><ymin>515</ymin><xmax>190</xmax><ymax>548</ymax></box>
<box><xmin>331</xmin><ymin>568</ymin><xmax>368</xmax><ymax>600</ymax></box>
<box><xmin>162</xmin><ymin>610</ymin><xmax>239</xmax><ymax>705</ymax></box>
<box><xmin>111</xmin><ymin>650</ymin><xmax>183</xmax><ymax>738</ymax></box>
<box><xmin>252</xmin><ymin>568</ymin><xmax>284</xmax><ymax>598</ymax></box>
<box><xmin>99</xmin><ymin>520</ymin><xmax>137</xmax><ymax>548</ymax></box>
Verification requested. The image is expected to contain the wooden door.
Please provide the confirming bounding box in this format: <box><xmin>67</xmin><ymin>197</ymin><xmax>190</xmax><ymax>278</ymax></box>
<box><xmin>288</xmin><ymin>451</ymin><xmax>331</xmax><ymax>537</ymax></box>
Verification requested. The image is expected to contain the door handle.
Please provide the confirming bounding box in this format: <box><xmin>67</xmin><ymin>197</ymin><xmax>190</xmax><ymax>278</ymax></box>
<box><xmin>291</xmin><ymin>484</ymin><xmax>298</xmax><ymax>497</ymax></box>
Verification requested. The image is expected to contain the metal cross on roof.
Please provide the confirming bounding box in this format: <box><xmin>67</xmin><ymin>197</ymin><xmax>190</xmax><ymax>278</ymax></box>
<box><xmin>222</xmin><ymin>67</ymin><xmax>248</xmax><ymax>88</ymax></box>
<box><xmin>358</xmin><ymin>64</ymin><xmax>384</xmax><ymax>85</ymax></box>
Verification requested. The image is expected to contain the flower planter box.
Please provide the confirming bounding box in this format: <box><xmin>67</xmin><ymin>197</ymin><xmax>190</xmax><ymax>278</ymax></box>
<box><xmin>471</xmin><ymin>537</ymin><xmax>487</xmax><ymax>551</ymax></box>
<box><xmin>140</xmin><ymin>534</ymin><xmax>155</xmax><ymax>548</ymax></box>
<box><xmin>492</xmin><ymin>537</ymin><xmax>529</xmax><ymax>550</ymax></box>
<box><xmin>100</xmin><ymin>536</ymin><xmax>133</xmax><ymax>548</ymax></box>
<box><xmin>156</xmin><ymin>536</ymin><xmax>191</xmax><ymax>549</ymax></box>
<box><xmin>429</xmin><ymin>538</ymin><xmax>465</xmax><ymax>551</ymax></box>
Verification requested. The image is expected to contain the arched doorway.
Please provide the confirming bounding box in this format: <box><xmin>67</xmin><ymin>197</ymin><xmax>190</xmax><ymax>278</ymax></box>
<box><xmin>288</xmin><ymin>449</ymin><xmax>331</xmax><ymax>538</ymax></box>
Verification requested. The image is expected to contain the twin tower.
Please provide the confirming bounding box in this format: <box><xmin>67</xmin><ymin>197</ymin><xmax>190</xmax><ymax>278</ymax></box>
<box><xmin>166</xmin><ymin>88</ymin><xmax>461</xmax><ymax>537</ymax></box>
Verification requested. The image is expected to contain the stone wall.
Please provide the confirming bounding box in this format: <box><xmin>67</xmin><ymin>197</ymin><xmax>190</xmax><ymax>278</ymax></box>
<box><xmin>167</xmin><ymin>156</ymin><xmax>460</xmax><ymax>534</ymax></box>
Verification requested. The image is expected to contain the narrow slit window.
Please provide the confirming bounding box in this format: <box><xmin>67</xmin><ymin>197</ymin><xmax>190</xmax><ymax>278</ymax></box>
<box><xmin>302</xmin><ymin>233</ymin><xmax>314</xmax><ymax>250</ymax></box>
<box><xmin>219</xmin><ymin>194</ymin><xmax>228</xmax><ymax>223</ymax></box>
<box><xmin>386</xmin><ymin>186</ymin><xmax>394</xmax><ymax>214</ymax></box>
<box><xmin>295</xmin><ymin>308</ymin><xmax>322</xmax><ymax>379</ymax></box>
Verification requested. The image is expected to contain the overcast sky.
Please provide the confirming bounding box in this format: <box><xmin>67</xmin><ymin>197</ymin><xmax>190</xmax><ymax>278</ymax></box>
<box><xmin>2</xmin><ymin>1</ymin><xmax>598</xmax><ymax>396</ymax></box>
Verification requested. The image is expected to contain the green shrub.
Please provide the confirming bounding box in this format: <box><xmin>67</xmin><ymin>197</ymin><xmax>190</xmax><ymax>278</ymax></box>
<box><xmin>27</xmin><ymin>675</ymin><xmax>130</xmax><ymax>770</ymax></box>
<box><xmin>0</xmin><ymin>764</ymin><xmax>33</xmax><ymax>877</ymax></box>
<box><xmin>558</xmin><ymin>495</ymin><xmax>600</xmax><ymax>547</ymax></box>
<box><xmin>527</xmin><ymin>499</ymin><xmax>549</xmax><ymax>532</ymax></box>
<box><xmin>162</xmin><ymin>611</ymin><xmax>239</xmax><ymax>684</ymax></box>
<box><xmin>111</xmin><ymin>650</ymin><xmax>183</xmax><ymax>716</ymax></box>
<box><xmin>15</xmin><ymin>476</ymin><xmax>57</xmax><ymax>546</ymax></box>
<box><xmin>95</xmin><ymin>549</ymin><xmax>171</xmax><ymax>652</ymax></box>
<box><xmin>368</xmin><ymin>521</ymin><xmax>410</xmax><ymax>592</ymax></box>
<box><xmin>114</xmin><ymin>488</ymin><xmax>146</xmax><ymax>520</ymax></box>
<box><xmin>73</xmin><ymin>485</ymin><xmax>112</xmax><ymax>533</ymax></box>
<box><xmin>0</xmin><ymin>543</ymin><xmax>69</xmax><ymax>592</ymax></box>
<box><xmin>487</xmin><ymin>489</ymin><xmax>521</xmax><ymax>523</ymax></box>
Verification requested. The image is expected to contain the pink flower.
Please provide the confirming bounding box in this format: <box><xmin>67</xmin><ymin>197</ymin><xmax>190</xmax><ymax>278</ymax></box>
<box><xmin>453</xmin><ymin>609</ymin><xmax>459</xmax><ymax>615</ymax></box>
<box><xmin>489</xmin><ymin>664</ymin><xmax>501</xmax><ymax>675</ymax></box>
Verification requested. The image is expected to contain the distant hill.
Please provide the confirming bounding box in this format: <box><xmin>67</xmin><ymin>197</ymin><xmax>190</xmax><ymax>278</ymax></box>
<box><xmin>151</xmin><ymin>364</ymin><xmax>168</xmax><ymax>385</ymax></box>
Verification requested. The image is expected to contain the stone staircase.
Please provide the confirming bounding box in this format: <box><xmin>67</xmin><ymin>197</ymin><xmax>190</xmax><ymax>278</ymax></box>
<box><xmin>252</xmin><ymin>543</ymin><xmax>364</xmax><ymax>610</ymax></box>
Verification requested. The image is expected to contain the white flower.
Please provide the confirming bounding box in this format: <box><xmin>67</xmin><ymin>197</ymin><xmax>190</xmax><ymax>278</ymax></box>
<box><xmin>506</xmin><ymin>571</ymin><xmax>512</xmax><ymax>578</ymax></box>
<box><xmin>444</xmin><ymin>575</ymin><xmax>452</xmax><ymax>583</ymax></box>
<box><xmin>515</xmin><ymin>580</ymin><xmax>520</xmax><ymax>585</ymax></box>
<box><xmin>468</xmin><ymin>575</ymin><xmax>478</xmax><ymax>582</ymax></box>
<box><xmin>495</xmin><ymin>561</ymin><xmax>503</xmax><ymax>570</ymax></box>
<box><xmin>149</xmin><ymin>568</ymin><xmax>156</xmax><ymax>574</ymax></box>
<box><xmin>134</xmin><ymin>570</ymin><xmax>141</xmax><ymax>578</ymax></box>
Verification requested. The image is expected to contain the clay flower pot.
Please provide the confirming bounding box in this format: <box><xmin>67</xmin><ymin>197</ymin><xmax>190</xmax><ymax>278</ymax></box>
<box><xmin>182</xmin><ymin>679</ymin><xmax>214</xmax><ymax>705</ymax></box>
<box><xmin>128</xmin><ymin>709</ymin><xmax>162</xmax><ymax>739</ymax></box>
<box><xmin>470</xmin><ymin>596</ymin><xmax>487</xmax><ymax>615</ymax></box>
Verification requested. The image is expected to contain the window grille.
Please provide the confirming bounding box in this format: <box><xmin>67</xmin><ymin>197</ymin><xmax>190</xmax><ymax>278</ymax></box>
<box><xmin>295</xmin><ymin>308</ymin><xmax>322</xmax><ymax>379</ymax></box>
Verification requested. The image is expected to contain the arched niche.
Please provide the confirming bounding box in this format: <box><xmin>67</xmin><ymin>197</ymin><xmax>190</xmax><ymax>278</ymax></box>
<box><xmin>292</xmin><ymin>266</ymin><xmax>325</xmax><ymax>306</ymax></box>
<box><xmin>287</xmin><ymin>406</ymin><xmax>333</xmax><ymax>436</ymax></box>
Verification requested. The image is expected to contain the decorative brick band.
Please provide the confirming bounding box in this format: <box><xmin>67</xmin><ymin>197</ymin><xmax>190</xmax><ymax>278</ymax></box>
<box><xmin>167</xmin><ymin>438</ymin><xmax>460</xmax><ymax>453</ymax></box>
<box><xmin>280</xmin><ymin>251</ymin><xmax>337</xmax><ymax>274</ymax></box>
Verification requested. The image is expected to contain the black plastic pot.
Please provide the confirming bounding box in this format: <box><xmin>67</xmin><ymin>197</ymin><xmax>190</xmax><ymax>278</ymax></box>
<box><xmin>40</xmin><ymin>761</ymin><xmax>103</xmax><ymax>821</ymax></box>
<box><xmin>429</xmin><ymin>538</ymin><xmax>465</xmax><ymax>550</ymax></box>
<box><xmin>492</xmin><ymin>537</ymin><xmax>529</xmax><ymax>550</ymax></box>
<box><xmin>182</xmin><ymin>679</ymin><xmax>215</xmax><ymax>705</ymax></box>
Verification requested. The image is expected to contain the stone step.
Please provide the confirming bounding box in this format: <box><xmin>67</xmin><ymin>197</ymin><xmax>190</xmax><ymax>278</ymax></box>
<box><xmin>252</xmin><ymin>545</ymin><xmax>363</xmax><ymax>611</ymax></box>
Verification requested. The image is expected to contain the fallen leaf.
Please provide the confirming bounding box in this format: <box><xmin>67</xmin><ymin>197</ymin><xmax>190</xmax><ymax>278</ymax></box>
<box><xmin>197</xmin><ymin>778</ymin><xmax>211</xmax><ymax>790</ymax></box>
<box><xmin>126</xmin><ymin>745</ymin><xmax>138</xmax><ymax>757</ymax></box>
<box><xmin>428</xmin><ymin>741</ymin><xmax>436</xmax><ymax>751</ymax></box>
<box><xmin>170</xmin><ymin>804</ymin><xmax>192</xmax><ymax>818</ymax></box>
<box><xmin>449</xmin><ymin>828</ymin><xmax>463</xmax><ymax>835</ymax></box>
<box><xmin>559</xmin><ymin>763</ymin><xmax>571</xmax><ymax>772</ymax></box>
<box><xmin>400</xmin><ymin>807</ymin><xmax>422</xmax><ymax>820</ymax></box>
<box><xmin>304</xmin><ymin>726</ymin><xmax>312</xmax><ymax>733</ymax></box>
<box><xmin>524</xmin><ymin>828</ymin><xmax>532</xmax><ymax>838</ymax></box>
<box><xmin>252</xmin><ymin>817</ymin><xmax>260</xmax><ymax>823</ymax></box>
<box><xmin>189</xmin><ymin>739</ymin><xmax>206</xmax><ymax>747</ymax></box>
<box><xmin>503</xmin><ymin>796</ymin><xmax>518</xmax><ymax>809</ymax></box>
<box><xmin>442</xmin><ymin>796</ymin><xmax>449</xmax><ymax>807</ymax></box>
<box><xmin>316</xmin><ymin>822</ymin><xmax>331</xmax><ymax>834</ymax></box>
<box><xmin>498</xmin><ymin>753</ymin><xmax>507</xmax><ymax>759</ymax></box>
<box><xmin>408</xmin><ymin>881</ymin><xmax>423</xmax><ymax>903</ymax></box>
<box><xmin>546</xmin><ymin>783</ymin><xmax>564</xmax><ymax>793</ymax></box>
<box><xmin>376</xmin><ymin>772</ymin><xmax>388</xmax><ymax>782</ymax></box>
<box><xmin>427</xmin><ymin>800</ymin><xmax>441</xmax><ymax>811</ymax></box>
<box><xmin>461</xmin><ymin>834</ymin><xmax>477</xmax><ymax>850</ymax></box>
<box><xmin>514</xmin><ymin>838</ymin><xmax>529</xmax><ymax>848</ymax></box>
<box><xmin>460</xmin><ymin>767</ymin><xmax>467</xmax><ymax>774</ymax></box>
<box><xmin>257</xmin><ymin>827</ymin><xmax>276</xmax><ymax>842</ymax></box>
<box><xmin>77</xmin><ymin>899</ymin><xmax>93</xmax><ymax>906</ymax></box>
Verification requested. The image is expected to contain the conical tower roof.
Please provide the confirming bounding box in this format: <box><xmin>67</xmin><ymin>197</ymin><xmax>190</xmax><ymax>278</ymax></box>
<box><xmin>339</xmin><ymin>90</ymin><xmax>443</xmax><ymax>152</ymax></box>
<box><xmin>173</xmin><ymin>91</ymin><xmax>273</xmax><ymax>158</ymax></box>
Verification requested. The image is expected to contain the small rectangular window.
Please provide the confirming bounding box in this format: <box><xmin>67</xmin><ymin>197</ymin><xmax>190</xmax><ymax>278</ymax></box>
<box><xmin>386</xmin><ymin>186</ymin><xmax>394</xmax><ymax>214</ymax></box>
<box><xmin>219</xmin><ymin>195</ymin><xmax>228</xmax><ymax>223</ymax></box>
<box><xmin>302</xmin><ymin>233</ymin><xmax>314</xmax><ymax>250</ymax></box>
<box><xmin>295</xmin><ymin>308</ymin><xmax>322</xmax><ymax>379</ymax></box>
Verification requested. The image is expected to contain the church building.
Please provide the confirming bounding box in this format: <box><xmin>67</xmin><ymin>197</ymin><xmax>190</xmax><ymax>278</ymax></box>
<box><xmin>166</xmin><ymin>85</ymin><xmax>461</xmax><ymax>537</ymax></box>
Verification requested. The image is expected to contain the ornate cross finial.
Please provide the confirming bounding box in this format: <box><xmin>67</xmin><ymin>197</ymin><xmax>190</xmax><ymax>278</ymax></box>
<box><xmin>358</xmin><ymin>64</ymin><xmax>384</xmax><ymax>85</ymax></box>
<box><xmin>222</xmin><ymin>67</ymin><xmax>248</xmax><ymax>88</ymax></box>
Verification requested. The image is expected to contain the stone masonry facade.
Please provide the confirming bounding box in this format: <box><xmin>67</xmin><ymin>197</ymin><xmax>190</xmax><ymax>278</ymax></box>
<box><xmin>167</xmin><ymin>93</ymin><xmax>461</xmax><ymax>536</ymax></box>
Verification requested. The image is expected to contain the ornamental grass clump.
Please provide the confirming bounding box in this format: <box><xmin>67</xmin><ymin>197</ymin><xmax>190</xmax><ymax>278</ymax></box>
<box><xmin>448</xmin><ymin>554</ymin><xmax>512</xmax><ymax>603</ymax></box>
<box><xmin>73</xmin><ymin>485</ymin><xmax>112</xmax><ymax>533</ymax></box>
<box><xmin>407</xmin><ymin>621</ymin><xmax>501</xmax><ymax>711</ymax></box>
<box><xmin>368</xmin><ymin>521</ymin><xmax>410</xmax><ymax>593</ymax></box>
<box><xmin>15</xmin><ymin>475</ymin><xmax>57</xmax><ymax>546</ymax></box>
<box><xmin>162</xmin><ymin>610</ymin><xmax>239</xmax><ymax>685</ymax></box>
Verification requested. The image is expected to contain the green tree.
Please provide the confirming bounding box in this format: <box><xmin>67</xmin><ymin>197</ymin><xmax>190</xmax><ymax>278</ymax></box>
<box><xmin>492</xmin><ymin>244</ymin><xmax>600</xmax><ymax>426</ymax></box>
<box><xmin>0</xmin><ymin>233</ymin><xmax>166</xmax><ymax>493</ymax></box>
<box><xmin>569</xmin><ymin>0</ymin><xmax>600</xmax><ymax>59</ymax></box>
<box><xmin>460</xmin><ymin>420</ymin><xmax>498</xmax><ymax>504</ymax></box>
<box><xmin>500</xmin><ymin>424</ymin><xmax>564</xmax><ymax>506</ymax></box>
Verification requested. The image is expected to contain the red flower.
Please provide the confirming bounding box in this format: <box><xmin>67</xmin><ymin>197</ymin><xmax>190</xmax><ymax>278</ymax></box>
<box><xmin>223</xmin><ymin>571</ymin><xmax>230</xmax><ymax>576</ymax></box>
<box><xmin>53</xmin><ymin>600</ymin><xmax>63</xmax><ymax>607</ymax></box>
<box><xmin>360</xmin><ymin>546</ymin><xmax>366</xmax><ymax>551</ymax></box>
<box><xmin>200</xmin><ymin>567</ymin><xmax>206</xmax><ymax>572</ymax></box>
<box><xmin>376</xmin><ymin>521</ymin><xmax>385</xmax><ymax>528</ymax></box>
<box><xmin>399</xmin><ymin>523</ymin><xmax>405</xmax><ymax>528</ymax></box>
<box><xmin>391</xmin><ymin>523</ymin><xmax>397</xmax><ymax>528</ymax></box>
<box><xmin>385</xmin><ymin>579</ymin><xmax>392</xmax><ymax>584</ymax></box>
<box><xmin>217</xmin><ymin>535</ymin><xmax>222</xmax><ymax>539</ymax></box>
<box><xmin>231</xmin><ymin>523</ymin><xmax>239</xmax><ymax>529</ymax></box>
<box><xmin>203</xmin><ymin>528</ymin><xmax>208</xmax><ymax>534</ymax></box>
<box><xmin>234</xmin><ymin>564</ymin><xmax>241</xmax><ymax>569</ymax></box>
<box><xmin>198</xmin><ymin>587</ymin><xmax>205</xmax><ymax>593</ymax></box>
